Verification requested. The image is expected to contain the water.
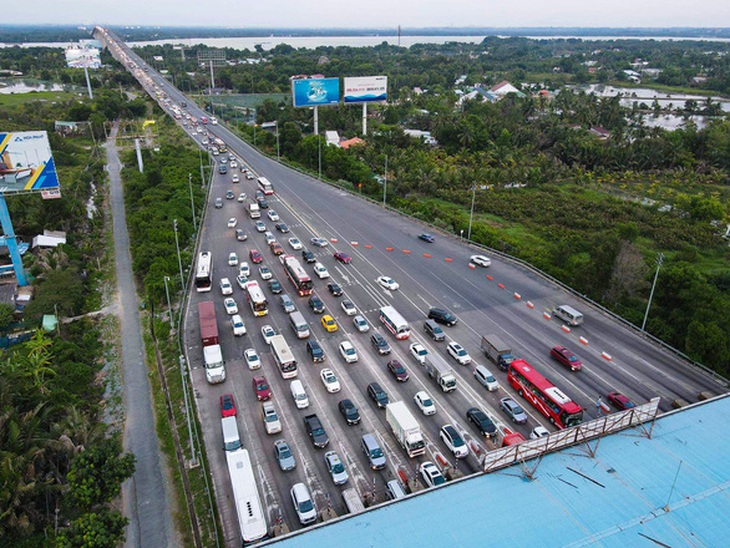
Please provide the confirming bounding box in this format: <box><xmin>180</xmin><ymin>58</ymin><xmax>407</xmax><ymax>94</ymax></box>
<box><xmin>0</xmin><ymin>81</ymin><xmax>64</xmax><ymax>94</ymax></box>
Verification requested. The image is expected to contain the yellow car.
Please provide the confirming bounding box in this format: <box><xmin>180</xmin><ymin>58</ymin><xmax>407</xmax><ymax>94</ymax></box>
<box><xmin>321</xmin><ymin>315</ymin><xmax>339</xmax><ymax>333</ymax></box>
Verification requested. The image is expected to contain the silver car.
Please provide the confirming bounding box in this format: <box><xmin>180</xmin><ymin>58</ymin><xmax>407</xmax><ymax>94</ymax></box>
<box><xmin>274</xmin><ymin>439</ymin><xmax>296</xmax><ymax>471</ymax></box>
<box><xmin>324</xmin><ymin>451</ymin><xmax>349</xmax><ymax>485</ymax></box>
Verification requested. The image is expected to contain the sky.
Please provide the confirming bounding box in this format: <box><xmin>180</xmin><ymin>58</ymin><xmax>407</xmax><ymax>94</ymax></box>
<box><xmin>3</xmin><ymin>0</ymin><xmax>730</xmax><ymax>29</ymax></box>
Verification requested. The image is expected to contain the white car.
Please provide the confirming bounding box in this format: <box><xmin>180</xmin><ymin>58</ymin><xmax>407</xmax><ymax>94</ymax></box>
<box><xmin>227</xmin><ymin>218</ymin><xmax>238</xmax><ymax>229</ymax></box>
<box><xmin>340</xmin><ymin>299</ymin><xmax>357</xmax><ymax>316</ymax></box>
<box><xmin>288</xmin><ymin>237</ymin><xmax>303</xmax><ymax>250</ymax></box>
<box><xmin>223</xmin><ymin>297</ymin><xmax>238</xmax><ymax>315</ymax></box>
<box><xmin>310</xmin><ymin>237</ymin><xmax>329</xmax><ymax>247</ymax></box>
<box><xmin>324</xmin><ymin>451</ymin><xmax>349</xmax><ymax>486</ymax></box>
<box><xmin>419</xmin><ymin>461</ymin><xmax>446</xmax><ymax>488</ymax></box>
<box><xmin>231</xmin><ymin>173</ymin><xmax>240</xmax><ymax>183</ymax></box>
<box><xmin>409</xmin><ymin>343</ymin><xmax>428</xmax><ymax>364</ymax></box>
<box><xmin>264</xmin><ymin>231</ymin><xmax>276</xmax><ymax>245</ymax></box>
<box><xmin>255</xmin><ymin>221</ymin><xmax>267</xmax><ymax>233</ymax></box>
<box><xmin>470</xmin><ymin>254</ymin><xmax>491</xmax><ymax>267</ymax></box>
<box><xmin>246</xmin><ymin>173</ymin><xmax>255</xmax><ymax>180</ymax></box>
<box><xmin>414</xmin><ymin>390</ymin><xmax>437</xmax><ymax>416</ymax></box>
<box><xmin>439</xmin><ymin>424</ymin><xmax>469</xmax><ymax>459</ymax></box>
<box><xmin>262</xmin><ymin>402</ymin><xmax>282</xmax><ymax>434</ymax></box>
<box><xmin>261</xmin><ymin>324</ymin><xmax>277</xmax><ymax>345</ymax></box>
<box><xmin>319</xmin><ymin>368</ymin><xmax>341</xmax><ymax>393</ymax></box>
<box><xmin>291</xmin><ymin>483</ymin><xmax>317</xmax><ymax>525</ymax></box>
<box><xmin>244</xmin><ymin>348</ymin><xmax>261</xmax><ymax>370</ymax></box>
<box><xmin>219</xmin><ymin>277</ymin><xmax>233</xmax><ymax>296</ymax></box>
<box><xmin>236</xmin><ymin>274</ymin><xmax>248</xmax><ymax>288</ymax></box>
<box><xmin>259</xmin><ymin>266</ymin><xmax>273</xmax><ymax>280</ymax></box>
<box><xmin>267</xmin><ymin>210</ymin><xmax>280</xmax><ymax>221</ymax></box>
<box><xmin>239</xmin><ymin>262</ymin><xmax>250</xmax><ymax>277</ymax></box>
<box><xmin>353</xmin><ymin>315</ymin><xmax>370</xmax><ymax>333</ymax></box>
<box><xmin>339</xmin><ymin>341</ymin><xmax>358</xmax><ymax>363</ymax></box>
<box><xmin>313</xmin><ymin>262</ymin><xmax>330</xmax><ymax>279</ymax></box>
<box><xmin>230</xmin><ymin>314</ymin><xmax>246</xmax><ymax>336</ymax></box>
<box><xmin>237</xmin><ymin>192</ymin><xmax>246</xmax><ymax>203</ymax></box>
<box><xmin>447</xmin><ymin>341</ymin><xmax>472</xmax><ymax>365</ymax></box>
<box><xmin>228</xmin><ymin>252</ymin><xmax>239</xmax><ymax>266</ymax></box>
<box><xmin>530</xmin><ymin>426</ymin><xmax>550</xmax><ymax>440</ymax></box>
<box><xmin>230</xmin><ymin>161</ymin><xmax>238</xmax><ymax>169</ymax></box>
<box><xmin>377</xmin><ymin>276</ymin><xmax>400</xmax><ymax>291</ymax></box>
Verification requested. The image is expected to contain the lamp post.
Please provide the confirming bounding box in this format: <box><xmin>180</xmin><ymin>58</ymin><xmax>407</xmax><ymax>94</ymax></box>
<box><xmin>318</xmin><ymin>131</ymin><xmax>322</xmax><ymax>181</ymax></box>
<box><xmin>173</xmin><ymin>219</ymin><xmax>185</xmax><ymax>294</ymax></box>
<box><xmin>276</xmin><ymin>120</ymin><xmax>280</xmax><ymax>161</ymax></box>
<box><xmin>467</xmin><ymin>185</ymin><xmax>476</xmax><ymax>241</ymax></box>
<box><xmin>641</xmin><ymin>253</ymin><xmax>664</xmax><ymax>332</ymax></box>
<box><xmin>188</xmin><ymin>173</ymin><xmax>197</xmax><ymax>232</ymax></box>
<box><xmin>382</xmin><ymin>156</ymin><xmax>388</xmax><ymax>208</ymax></box>
<box><xmin>163</xmin><ymin>276</ymin><xmax>173</xmax><ymax>326</ymax></box>
<box><xmin>180</xmin><ymin>354</ymin><xmax>198</xmax><ymax>467</ymax></box>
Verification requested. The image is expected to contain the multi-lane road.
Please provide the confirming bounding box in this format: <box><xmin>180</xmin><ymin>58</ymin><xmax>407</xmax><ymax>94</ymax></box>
<box><xmin>98</xmin><ymin>27</ymin><xmax>728</xmax><ymax>546</ymax></box>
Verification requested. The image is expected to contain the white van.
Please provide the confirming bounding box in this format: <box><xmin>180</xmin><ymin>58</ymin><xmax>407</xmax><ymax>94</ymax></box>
<box><xmin>554</xmin><ymin>304</ymin><xmax>584</xmax><ymax>326</ymax></box>
<box><xmin>221</xmin><ymin>416</ymin><xmax>241</xmax><ymax>452</ymax></box>
<box><xmin>386</xmin><ymin>480</ymin><xmax>407</xmax><ymax>500</ymax></box>
<box><xmin>289</xmin><ymin>311</ymin><xmax>310</xmax><ymax>339</ymax></box>
<box><xmin>290</xmin><ymin>379</ymin><xmax>310</xmax><ymax>409</ymax></box>
<box><xmin>473</xmin><ymin>364</ymin><xmax>499</xmax><ymax>391</ymax></box>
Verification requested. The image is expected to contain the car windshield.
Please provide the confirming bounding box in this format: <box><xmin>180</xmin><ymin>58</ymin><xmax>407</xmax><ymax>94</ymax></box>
<box><xmin>258</xmin><ymin>382</ymin><xmax>268</xmax><ymax>390</ymax></box>
<box><xmin>371</xmin><ymin>448</ymin><xmax>383</xmax><ymax>458</ymax></box>
<box><xmin>265</xmin><ymin>413</ymin><xmax>278</xmax><ymax>422</ymax></box>
<box><xmin>453</xmin><ymin>437</ymin><xmax>465</xmax><ymax>447</ymax></box>
<box><xmin>345</xmin><ymin>348</ymin><xmax>355</xmax><ymax>355</ymax></box>
<box><xmin>299</xmin><ymin>500</ymin><xmax>314</xmax><ymax>512</ymax></box>
<box><xmin>279</xmin><ymin>446</ymin><xmax>291</xmax><ymax>458</ymax></box>
<box><xmin>513</xmin><ymin>404</ymin><xmax>524</xmax><ymax>414</ymax></box>
<box><xmin>332</xmin><ymin>462</ymin><xmax>345</xmax><ymax>473</ymax></box>
<box><xmin>394</xmin><ymin>364</ymin><xmax>405</xmax><ymax>373</ymax></box>
<box><xmin>568</xmin><ymin>355</ymin><xmax>578</xmax><ymax>362</ymax></box>
<box><xmin>434</xmin><ymin>475</ymin><xmax>446</xmax><ymax>485</ymax></box>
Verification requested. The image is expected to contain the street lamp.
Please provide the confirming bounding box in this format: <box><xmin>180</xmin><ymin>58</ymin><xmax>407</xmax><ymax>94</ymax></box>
<box><xmin>173</xmin><ymin>219</ymin><xmax>185</xmax><ymax>294</ymax></box>
<box><xmin>382</xmin><ymin>156</ymin><xmax>388</xmax><ymax>208</ymax></box>
<box><xmin>641</xmin><ymin>253</ymin><xmax>665</xmax><ymax>332</ymax></box>
<box><xmin>318</xmin><ymin>131</ymin><xmax>322</xmax><ymax>181</ymax></box>
<box><xmin>188</xmin><ymin>173</ymin><xmax>197</xmax><ymax>232</ymax></box>
<box><xmin>467</xmin><ymin>185</ymin><xmax>476</xmax><ymax>241</ymax></box>
<box><xmin>276</xmin><ymin>120</ymin><xmax>280</xmax><ymax>161</ymax></box>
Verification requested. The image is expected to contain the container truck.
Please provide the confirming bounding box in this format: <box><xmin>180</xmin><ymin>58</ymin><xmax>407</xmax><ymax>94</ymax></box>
<box><xmin>386</xmin><ymin>401</ymin><xmax>426</xmax><ymax>457</ymax></box>
<box><xmin>198</xmin><ymin>300</ymin><xmax>225</xmax><ymax>383</ymax></box>
<box><xmin>423</xmin><ymin>354</ymin><xmax>457</xmax><ymax>393</ymax></box>
<box><xmin>248</xmin><ymin>202</ymin><xmax>261</xmax><ymax>219</ymax></box>
<box><xmin>480</xmin><ymin>334</ymin><xmax>515</xmax><ymax>371</ymax></box>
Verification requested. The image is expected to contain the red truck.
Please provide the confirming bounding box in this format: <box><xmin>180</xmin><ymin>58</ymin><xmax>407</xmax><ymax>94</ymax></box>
<box><xmin>198</xmin><ymin>301</ymin><xmax>219</xmax><ymax>346</ymax></box>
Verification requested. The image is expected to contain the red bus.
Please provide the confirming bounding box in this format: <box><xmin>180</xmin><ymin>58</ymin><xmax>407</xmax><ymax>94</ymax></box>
<box><xmin>507</xmin><ymin>359</ymin><xmax>583</xmax><ymax>428</ymax></box>
<box><xmin>280</xmin><ymin>255</ymin><xmax>313</xmax><ymax>296</ymax></box>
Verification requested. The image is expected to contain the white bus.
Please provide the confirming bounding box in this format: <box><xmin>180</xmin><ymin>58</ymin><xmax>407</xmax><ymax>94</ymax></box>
<box><xmin>270</xmin><ymin>334</ymin><xmax>298</xmax><ymax>379</ymax></box>
<box><xmin>379</xmin><ymin>306</ymin><xmax>411</xmax><ymax>340</ymax></box>
<box><xmin>225</xmin><ymin>449</ymin><xmax>268</xmax><ymax>544</ymax></box>
<box><xmin>257</xmin><ymin>177</ymin><xmax>274</xmax><ymax>195</ymax></box>
<box><xmin>195</xmin><ymin>251</ymin><xmax>213</xmax><ymax>292</ymax></box>
<box><xmin>244</xmin><ymin>281</ymin><xmax>269</xmax><ymax>317</ymax></box>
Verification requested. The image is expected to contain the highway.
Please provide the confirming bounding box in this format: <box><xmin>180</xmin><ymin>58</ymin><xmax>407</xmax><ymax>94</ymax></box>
<box><xmin>96</xmin><ymin>26</ymin><xmax>728</xmax><ymax>546</ymax></box>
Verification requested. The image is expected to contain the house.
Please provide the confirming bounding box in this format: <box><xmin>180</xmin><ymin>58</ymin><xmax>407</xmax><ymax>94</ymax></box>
<box><xmin>339</xmin><ymin>137</ymin><xmax>365</xmax><ymax>150</ymax></box>
<box><xmin>589</xmin><ymin>127</ymin><xmax>611</xmax><ymax>140</ymax></box>
<box><xmin>490</xmin><ymin>80</ymin><xmax>525</xmax><ymax>98</ymax></box>
<box><xmin>325</xmin><ymin>131</ymin><xmax>340</xmax><ymax>147</ymax></box>
<box><xmin>32</xmin><ymin>230</ymin><xmax>67</xmax><ymax>249</ymax></box>
<box><xmin>403</xmin><ymin>130</ymin><xmax>437</xmax><ymax>146</ymax></box>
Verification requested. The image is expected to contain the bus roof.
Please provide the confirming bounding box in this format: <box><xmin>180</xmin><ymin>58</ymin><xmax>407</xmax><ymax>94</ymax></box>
<box><xmin>511</xmin><ymin>359</ymin><xmax>582</xmax><ymax>413</ymax></box>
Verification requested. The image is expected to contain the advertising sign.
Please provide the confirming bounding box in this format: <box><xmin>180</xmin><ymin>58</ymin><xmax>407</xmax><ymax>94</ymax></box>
<box><xmin>65</xmin><ymin>46</ymin><xmax>102</xmax><ymax>69</ymax></box>
<box><xmin>292</xmin><ymin>78</ymin><xmax>340</xmax><ymax>108</ymax></box>
<box><xmin>0</xmin><ymin>131</ymin><xmax>60</xmax><ymax>194</ymax></box>
<box><xmin>343</xmin><ymin>76</ymin><xmax>388</xmax><ymax>104</ymax></box>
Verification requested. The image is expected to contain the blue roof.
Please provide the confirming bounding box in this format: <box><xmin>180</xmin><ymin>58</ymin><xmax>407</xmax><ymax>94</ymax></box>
<box><xmin>269</xmin><ymin>396</ymin><xmax>730</xmax><ymax>547</ymax></box>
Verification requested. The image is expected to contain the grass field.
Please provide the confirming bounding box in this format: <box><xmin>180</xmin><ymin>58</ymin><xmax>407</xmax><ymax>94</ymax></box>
<box><xmin>0</xmin><ymin>90</ymin><xmax>77</xmax><ymax>107</ymax></box>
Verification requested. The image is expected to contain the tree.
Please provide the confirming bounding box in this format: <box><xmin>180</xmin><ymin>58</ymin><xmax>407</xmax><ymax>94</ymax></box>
<box><xmin>604</xmin><ymin>242</ymin><xmax>649</xmax><ymax>306</ymax></box>
<box><xmin>56</xmin><ymin>509</ymin><xmax>128</xmax><ymax>548</ymax></box>
<box><xmin>0</xmin><ymin>303</ymin><xmax>14</xmax><ymax>329</ymax></box>
<box><xmin>67</xmin><ymin>437</ymin><xmax>135</xmax><ymax>510</ymax></box>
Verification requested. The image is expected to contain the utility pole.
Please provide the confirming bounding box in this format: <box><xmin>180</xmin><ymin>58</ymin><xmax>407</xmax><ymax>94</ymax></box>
<box><xmin>467</xmin><ymin>185</ymin><xmax>476</xmax><ymax>240</ymax></box>
<box><xmin>382</xmin><ymin>156</ymin><xmax>388</xmax><ymax>208</ymax></box>
<box><xmin>173</xmin><ymin>219</ymin><xmax>185</xmax><ymax>294</ymax></box>
<box><xmin>188</xmin><ymin>173</ymin><xmax>197</xmax><ymax>232</ymax></box>
<box><xmin>276</xmin><ymin>120</ymin><xmax>280</xmax><ymax>161</ymax></box>
<box><xmin>642</xmin><ymin>253</ymin><xmax>664</xmax><ymax>332</ymax></box>
<box><xmin>318</xmin><ymin>132</ymin><xmax>322</xmax><ymax>181</ymax></box>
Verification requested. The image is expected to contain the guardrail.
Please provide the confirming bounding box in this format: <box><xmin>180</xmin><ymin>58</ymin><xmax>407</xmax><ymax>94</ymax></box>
<box><xmin>482</xmin><ymin>397</ymin><xmax>661</xmax><ymax>473</ymax></box>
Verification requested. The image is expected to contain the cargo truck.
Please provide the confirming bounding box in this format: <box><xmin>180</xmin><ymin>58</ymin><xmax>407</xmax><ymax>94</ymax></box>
<box><xmin>386</xmin><ymin>401</ymin><xmax>426</xmax><ymax>457</ymax></box>
<box><xmin>248</xmin><ymin>202</ymin><xmax>261</xmax><ymax>219</ymax></box>
<box><xmin>480</xmin><ymin>334</ymin><xmax>515</xmax><ymax>371</ymax></box>
<box><xmin>342</xmin><ymin>488</ymin><xmax>366</xmax><ymax>514</ymax></box>
<box><xmin>423</xmin><ymin>354</ymin><xmax>457</xmax><ymax>393</ymax></box>
<box><xmin>198</xmin><ymin>300</ymin><xmax>226</xmax><ymax>383</ymax></box>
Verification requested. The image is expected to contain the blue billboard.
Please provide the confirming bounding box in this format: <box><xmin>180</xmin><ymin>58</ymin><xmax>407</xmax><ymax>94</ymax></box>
<box><xmin>0</xmin><ymin>131</ymin><xmax>60</xmax><ymax>194</ymax></box>
<box><xmin>292</xmin><ymin>78</ymin><xmax>340</xmax><ymax>108</ymax></box>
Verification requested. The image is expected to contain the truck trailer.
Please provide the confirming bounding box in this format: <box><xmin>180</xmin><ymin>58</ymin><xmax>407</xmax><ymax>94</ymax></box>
<box><xmin>386</xmin><ymin>401</ymin><xmax>426</xmax><ymax>457</ymax></box>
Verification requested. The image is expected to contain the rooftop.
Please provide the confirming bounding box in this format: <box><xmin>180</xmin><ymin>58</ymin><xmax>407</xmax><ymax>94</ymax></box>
<box><xmin>268</xmin><ymin>395</ymin><xmax>730</xmax><ymax>547</ymax></box>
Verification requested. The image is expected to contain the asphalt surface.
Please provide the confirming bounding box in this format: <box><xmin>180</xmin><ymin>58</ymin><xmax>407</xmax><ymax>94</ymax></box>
<box><xmin>99</xmin><ymin>28</ymin><xmax>728</xmax><ymax>546</ymax></box>
<box><xmin>107</xmin><ymin>123</ymin><xmax>177</xmax><ymax>548</ymax></box>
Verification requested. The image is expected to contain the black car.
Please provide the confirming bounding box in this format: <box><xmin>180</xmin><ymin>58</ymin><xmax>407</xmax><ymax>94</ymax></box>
<box><xmin>308</xmin><ymin>295</ymin><xmax>325</xmax><ymax>314</ymax></box>
<box><xmin>218</xmin><ymin>164</ymin><xmax>228</xmax><ymax>174</ymax></box>
<box><xmin>302</xmin><ymin>249</ymin><xmax>316</xmax><ymax>263</ymax></box>
<box><xmin>225</xmin><ymin>190</ymin><xmax>235</xmax><ymax>200</ymax></box>
<box><xmin>268</xmin><ymin>279</ymin><xmax>283</xmax><ymax>294</ymax></box>
<box><xmin>466</xmin><ymin>407</ymin><xmax>497</xmax><ymax>438</ymax></box>
<box><xmin>367</xmin><ymin>382</ymin><xmax>389</xmax><ymax>409</ymax></box>
<box><xmin>427</xmin><ymin>307</ymin><xmax>458</xmax><ymax>327</ymax></box>
<box><xmin>303</xmin><ymin>414</ymin><xmax>329</xmax><ymax>448</ymax></box>
<box><xmin>327</xmin><ymin>282</ymin><xmax>343</xmax><ymax>297</ymax></box>
<box><xmin>306</xmin><ymin>340</ymin><xmax>325</xmax><ymax>362</ymax></box>
<box><xmin>275</xmin><ymin>223</ymin><xmax>290</xmax><ymax>233</ymax></box>
<box><xmin>257</xmin><ymin>197</ymin><xmax>269</xmax><ymax>209</ymax></box>
<box><xmin>338</xmin><ymin>399</ymin><xmax>361</xmax><ymax>425</ymax></box>
<box><xmin>418</xmin><ymin>233</ymin><xmax>435</xmax><ymax>243</ymax></box>
<box><xmin>370</xmin><ymin>332</ymin><xmax>392</xmax><ymax>355</ymax></box>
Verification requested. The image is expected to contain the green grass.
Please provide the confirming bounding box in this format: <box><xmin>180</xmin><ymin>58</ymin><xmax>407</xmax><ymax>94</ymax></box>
<box><xmin>0</xmin><ymin>90</ymin><xmax>77</xmax><ymax>107</ymax></box>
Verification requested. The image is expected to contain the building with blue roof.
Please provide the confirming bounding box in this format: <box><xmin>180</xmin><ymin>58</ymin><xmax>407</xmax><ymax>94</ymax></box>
<box><xmin>266</xmin><ymin>396</ymin><xmax>730</xmax><ymax>547</ymax></box>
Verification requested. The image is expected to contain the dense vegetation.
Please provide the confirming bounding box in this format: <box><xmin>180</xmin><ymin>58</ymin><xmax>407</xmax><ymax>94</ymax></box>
<box><xmin>138</xmin><ymin>36</ymin><xmax>730</xmax><ymax>372</ymax></box>
<box><xmin>0</xmin><ymin>79</ymin><xmax>136</xmax><ymax>545</ymax></box>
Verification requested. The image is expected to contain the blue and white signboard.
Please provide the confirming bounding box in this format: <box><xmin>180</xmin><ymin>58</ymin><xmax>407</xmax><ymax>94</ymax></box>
<box><xmin>0</xmin><ymin>131</ymin><xmax>60</xmax><ymax>194</ymax></box>
<box><xmin>343</xmin><ymin>76</ymin><xmax>388</xmax><ymax>104</ymax></box>
<box><xmin>292</xmin><ymin>78</ymin><xmax>341</xmax><ymax>108</ymax></box>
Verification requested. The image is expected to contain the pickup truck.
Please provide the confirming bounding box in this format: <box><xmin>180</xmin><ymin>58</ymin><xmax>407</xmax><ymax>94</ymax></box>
<box><xmin>303</xmin><ymin>414</ymin><xmax>330</xmax><ymax>448</ymax></box>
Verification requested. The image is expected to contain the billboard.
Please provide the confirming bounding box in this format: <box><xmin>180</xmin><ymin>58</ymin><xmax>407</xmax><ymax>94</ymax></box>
<box><xmin>343</xmin><ymin>76</ymin><xmax>388</xmax><ymax>104</ymax></box>
<box><xmin>65</xmin><ymin>46</ymin><xmax>102</xmax><ymax>69</ymax></box>
<box><xmin>0</xmin><ymin>132</ymin><xmax>60</xmax><ymax>194</ymax></box>
<box><xmin>292</xmin><ymin>78</ymin><xmax>340</xmax><ymax>108</ymax></box>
